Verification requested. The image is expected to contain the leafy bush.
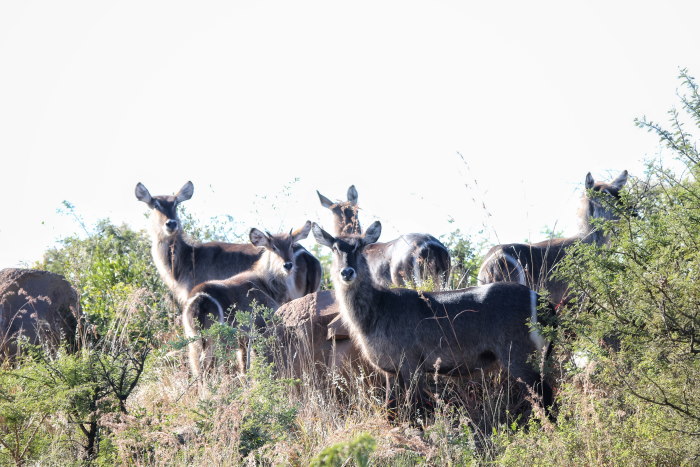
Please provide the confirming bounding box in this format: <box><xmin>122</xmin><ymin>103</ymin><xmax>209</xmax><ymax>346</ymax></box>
<box><xmin>236</xmin><ymin>360</ymin><xmax>299</xmax><ymax>458</ymax></box>
<box><xmin>310</xmin><ymin>432</ymin><xmax>377</xmax><ymax>467</ymax></box>
<box><xmin>0</xmin><ymin>349</ymin><xmax>72</xmax><ymax>465</ymax></box>
<box><xmin>552</xmin><ymin>68</ymin><xmax>700</xmax><ymax>453</ymax></box>
<box><xmin>0</xmin><ymin>217</ymin><xmax>176</xmax><ymax>462</ymax></box>
<box><xmin>441</xmin><ymin>229</ymin><xmax>483</xmax><ymax>289</ymax></box>
<box><xmin>39</xmin><ymin>216</ymin><xmax>171</xmax><ymax>336</ymax></box>
<box><xmin>493</xmin><ymin>379</ymin><xmax>694</xmax><ymax>466</ymax></box>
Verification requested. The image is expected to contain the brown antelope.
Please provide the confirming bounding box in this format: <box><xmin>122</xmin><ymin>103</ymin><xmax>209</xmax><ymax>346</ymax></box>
<box><xmin>183</xmin><ymin>222</ymin><xmax>312</xmax><ymax>377</ymax></box>
<box><xmin>317</xmin><ymin>185</ymin><xmax>451</xmax><ymax>289</ymax></box>
<box><xmin>313</xmin><ymin>221</ymin><xmax>554</xmax><ymax>411</ymax></box>
<box><xmin>135</xmin><ymin>181</ymin><xmax>321</xmax><ymax>306</ymax></box>
<box><xmin>477</xmin><ymin>170</ymin><xmax>629</xmax><ymax>306</ymax></box>
<box><xmin>0</xmin><ymin>268</ymin><xmax>80</xmax><ymax>361</ymax></box>
<box><xmin>273</xmin><ymin>289</ymin><xmax>379</xmax><ymax>387</ymax></box>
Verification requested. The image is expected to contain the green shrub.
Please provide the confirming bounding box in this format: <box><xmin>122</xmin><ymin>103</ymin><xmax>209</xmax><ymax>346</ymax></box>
<box><xmin>39</xmin><ymin>216</ymin><xmax>171</xmax><ymax>336</ymax></box>
<box><xmin>548</xmin><ymin>68</ymin><xmax>700</xmax><ymax>461</ymax></box>
<box><xmin>237</xmin><ymin>361</ymin><xmax>299</xmax><ymax>458</ymax></box>
<box><xmin>0</xmin><ymin>349</ymin><xmax>73</xmax><ymax>465</ymax></box>
<box><xmin>493</xmin><ymin>380</ymin><xmax>694</xmax><ymax>466</ymax></box>
<box><xmin>441</xmin><ymin>229</ymin><xmax>483</xmax><ymax>289</ymax></box>
<box><xmin>310</xmin><ymin>432</ymin><xmax>377</xmax><ymax>467</ymax></box>
<box><xmin>14</xmin><ymin>216</ymin><xmax>176</xmax><ymax>461</ymax></box>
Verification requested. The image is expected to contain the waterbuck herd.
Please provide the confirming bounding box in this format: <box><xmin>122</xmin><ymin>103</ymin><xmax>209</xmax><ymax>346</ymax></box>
<box><xmin>0</xmin><ymin>171</ymin><xmax>629</xmax><ymax>418</ymax></box>
<box><xmin>128</xmin><ymin>170</ymin><xmax>629</xmax><ymax>416</ymax></box>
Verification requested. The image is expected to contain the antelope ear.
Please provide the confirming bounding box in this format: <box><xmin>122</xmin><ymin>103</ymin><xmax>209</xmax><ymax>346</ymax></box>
<box><xmin>347</xmin><ymin>185</ymin><xmax>358</xmax><ymax>204</ymax></box>
<box><xmin>610</xmin><ymin>170</ymin><xmax>629</xmax><ymax>191</ymax></box>
<box><xmin>312</xmin><ymin>223</ymin><xmax>335</xmax><ymax>248</ymax></box>
<box><xmin>135</xmin><ymin>182</ymin><xmax>153</xmax><ymax>205</ymax></box>
<box><xmin>176</xmin><ymin>181</ymin><xmax>194</xmax><ymax>203</ymax></box>
<box><xmin>363</xmin><ymin>221</ymin><xmax>382</xmax><ymax>245</ymax></box>
<box><xmin>585</xmin><ymin>172</ymin><xmax>595</xmax><ymax>190</ymax></box>
<box><xmin>249</xmin><ymin>228</ymin><xmax>270</xmax><ymax>248</ymax></box>
<box><xmin>292</xmin><ymin>221</ymin><xmax>312</xmax><ymax>242</ymax></box>
<box><xmin>317</xmin><ymin>190</ymin><xmax>334</xmax><ymax>209</ymax></box>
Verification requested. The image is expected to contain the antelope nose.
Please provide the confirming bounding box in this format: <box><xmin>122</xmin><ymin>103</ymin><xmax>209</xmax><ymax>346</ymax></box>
<box><xmin>165</xmin><ymin>220</ymin><xmax>178</xmax><ymax>231</ymax></box>
<box><xmin>283</xmin><ymin>262</ymin><xmax>293</xmax><ymax>271</ymax></box>
<box><xmin>340</xmin><ymin>267</ymin><xmax>356</xmax><ymax>282</ymax></box>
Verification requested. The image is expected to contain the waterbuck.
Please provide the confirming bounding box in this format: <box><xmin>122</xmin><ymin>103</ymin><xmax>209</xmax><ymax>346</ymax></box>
<box><xmin>135</xmin><ymin>181</ymin><xmax>321</xmax><ymax>306</ymax></box>
<box><xmin>0</xmin><ymin>268</ymin><xmax>80</xmax><ymax>361</ymax></box>
<box><xmin>477</xmin><ymin>170</ymin><xmax>629</xmax><ymax>306</ymax></box>
<box><xmin>312</xmin><ymin>221</ymin><xmax>554</xmax><ymax>411</ymax></box>
<box><xmin>183</xmin><ymin>222</ymin><xmax>312</xmax><ymax>376</ymax></box>
<box><xmin>273</xmin><ymin>290</ymin><xmax>381</xmax><ymax>389</ymax></box>
<box><xmin>317</xmin><ymin>185</ymin><xmax>451</xmax><ymax>289</ymax></box>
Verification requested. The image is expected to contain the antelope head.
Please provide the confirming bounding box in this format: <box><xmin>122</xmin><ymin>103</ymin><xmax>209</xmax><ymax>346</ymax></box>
<box><xmin>249</xmin><ymin>221</ymin><xmax>312</xmax><ymax>277</ymax></box>
<box><xmin>312</xmin><ymin>221</ymin><xmax>382</xmax><ymax>287</ymax></box>
<box><xmin>135</xmin><ymin>181</ymin><xmax>194</xmax><ymax>240</ymax></box>
<box><xmin>584</xmin><ymin>170</ymin><xmax>629</xmax><ymax>222</ymax></box>
<box><xmin>317</xmin><ymin>185</ymin><xmax>362</xmax><ymax>236</ymax></box>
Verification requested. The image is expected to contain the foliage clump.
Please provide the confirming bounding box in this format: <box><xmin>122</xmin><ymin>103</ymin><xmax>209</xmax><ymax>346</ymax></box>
<box><xmin>556</xmin><ymin>69</ymin><xmax>700</xmax><ymax>440</ymax></box>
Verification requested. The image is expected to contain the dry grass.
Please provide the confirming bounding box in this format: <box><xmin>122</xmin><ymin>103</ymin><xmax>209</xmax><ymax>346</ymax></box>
<box><xmin>96</xmin><ymin>326</ymin><xmax>554</xmax><ymax>467</ymax></box>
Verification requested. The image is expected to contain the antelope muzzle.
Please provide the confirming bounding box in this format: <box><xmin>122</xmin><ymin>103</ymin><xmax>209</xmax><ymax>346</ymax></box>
<box><xmin>164</xmin><ymin>219</ymin><xmax>179</xmax><ymax>234</ymax></box>
<box><xmin>340</xmin><ymin>267</ymin><xmax>356</xmax><ymax>282</ymax></box>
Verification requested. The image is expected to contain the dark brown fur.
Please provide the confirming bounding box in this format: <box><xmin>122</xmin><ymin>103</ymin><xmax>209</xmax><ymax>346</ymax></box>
<box><xmin>313</xmin><ymin>221</ymin><xmax>553</xmax><ymax>412</ymax></box>
<box><xmin>136</xmin><ymin>181</ymin><xmax>321</xmax><ymax>305</ymax></box>
<box><xmin>318</xmin><ymin>185</ymin><xmax>451</xmax><ymax>289</ymax></box>
<box><xmin>477</xmin><ymin>171</ymin><xmax>629</xmax><ymax>306</ymax></box>
<box><xmin>0</xmin><ymin>269</ymin><xmax>80</xmax><ymax>360</ymax></box>
<box><xmin>183</xmin><ymin>223</ymin><xmax>311</xmax><ymax>376</ymax></box>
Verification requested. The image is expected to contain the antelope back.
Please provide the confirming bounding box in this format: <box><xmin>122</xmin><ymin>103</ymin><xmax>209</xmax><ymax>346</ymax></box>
<box><xmin>289</xmin><ymin>245</ymin><xmax>322</xmax><ymax>298</ymax></box>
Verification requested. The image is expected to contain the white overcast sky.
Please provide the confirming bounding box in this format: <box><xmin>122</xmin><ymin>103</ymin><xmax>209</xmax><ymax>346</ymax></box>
<box><xmin>1</xmin><ymin>1</ymin><xmax>698</xmax><ymax>267</ymax></box>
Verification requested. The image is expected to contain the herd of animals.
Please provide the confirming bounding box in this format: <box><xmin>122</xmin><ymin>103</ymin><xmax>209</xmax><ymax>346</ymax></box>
<box><xmin>131</xmin><ymin>170</ymin><xmax>629</xmax><ymax>412</ymax></box>
<box><xmin>0</xmin><ymin>170</ymin><xmax>629</xmax><ymax>416</ymax></box>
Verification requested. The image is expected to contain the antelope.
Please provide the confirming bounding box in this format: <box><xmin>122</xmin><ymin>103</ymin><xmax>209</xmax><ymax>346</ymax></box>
<box><xmin>273</xmin><ymin>289</ymin><xmax>380</xmax><ymax>388</ymax></box>
<box><xmin>317</xmin><ymin>185</ymin><xmax>451</xmax><ymax>289</ymax></box>
<box><xmin>183</xmin><ymin>222</ymin><xmax>312</xmax><ymax>377</ymax></box>
<box><xmin>313</xmin><ymin>221</ymin><xmax>554</xmax><ymax>412</ymax></box>
<box><xmin>0</xmin><ymin>268</ymin><xmax>80</xmax><ymax>361</ymax></box>
<box><xmin>135</xmin><ymin>181</ymin><xmax>321</xmax><ymax>306</ymax></box>
<box><xmin>477</xmin><ymin>170</ymin><xmax>629</xmax><ymax>306</ymax></box>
